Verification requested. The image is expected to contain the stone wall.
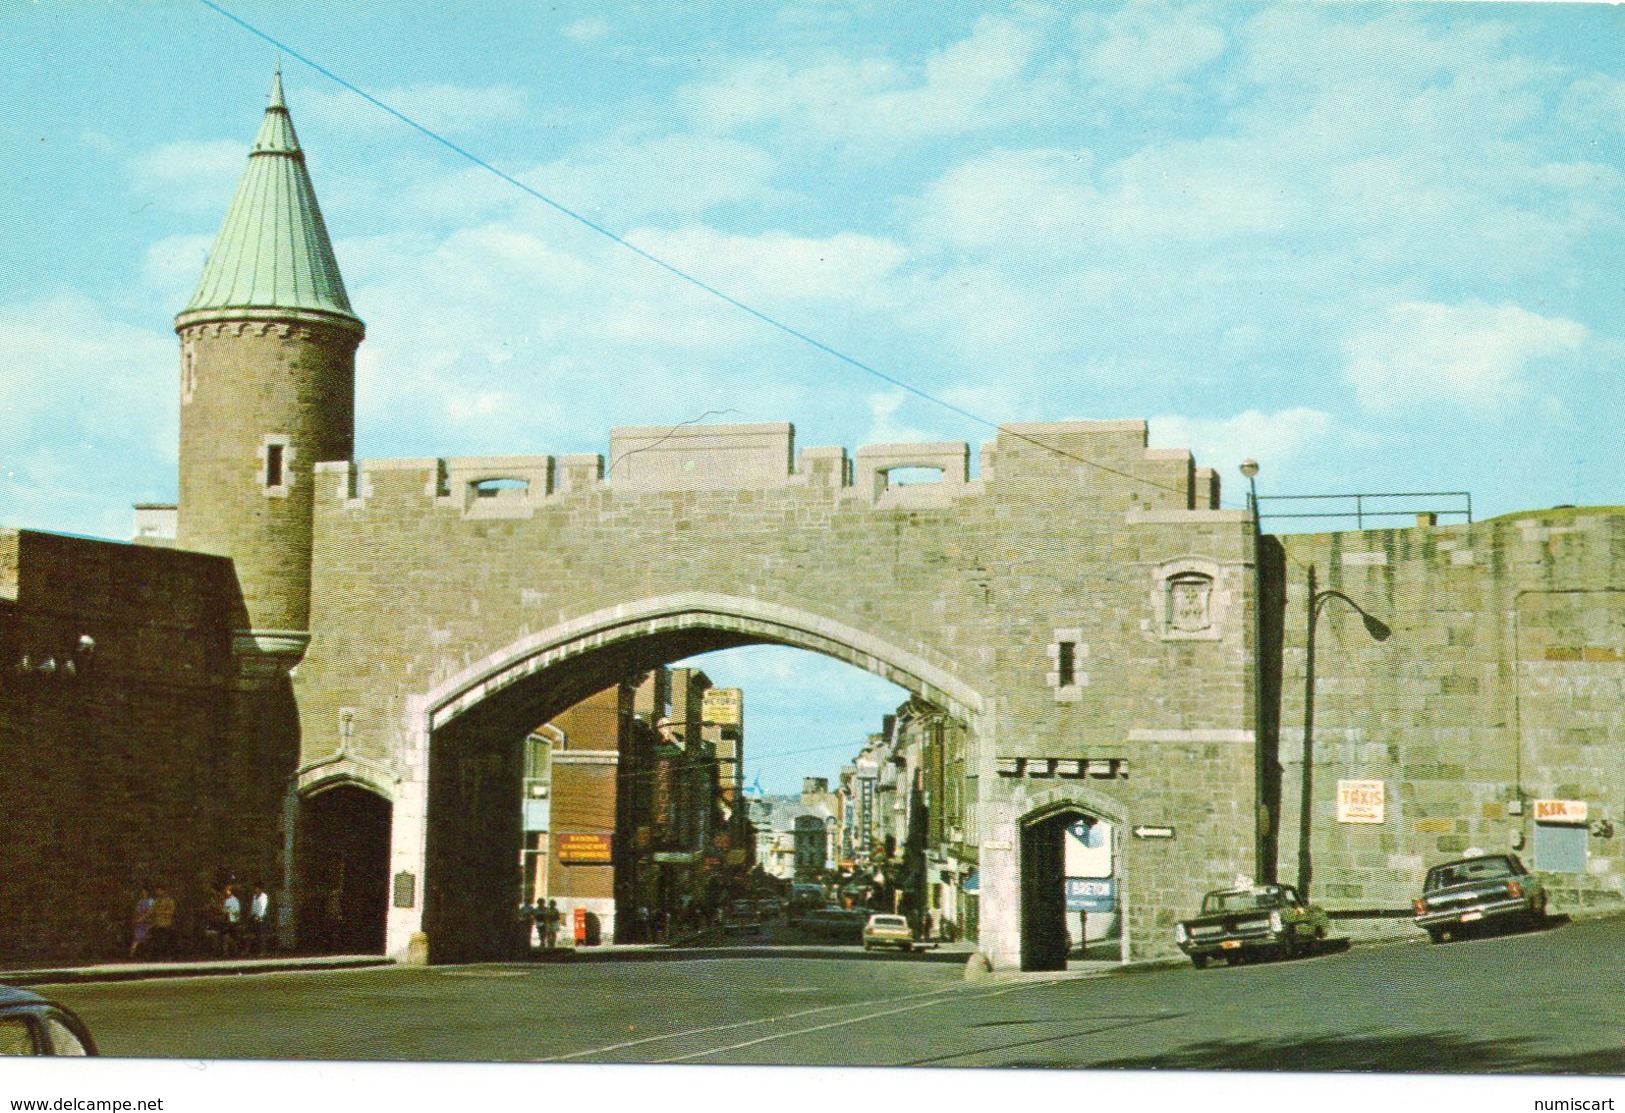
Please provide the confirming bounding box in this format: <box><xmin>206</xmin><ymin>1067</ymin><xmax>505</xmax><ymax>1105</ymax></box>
<box><xmin>295</xmin><ymin>419</ymin><xmax>1259</xmax><ymax>965</ymax></box>
<box><xmin>0</xmin><ymin>529</ymin><xmax>290</xmax><ymax>964</ymax></box>
<box><xmin>1275</xmin><ymin>508</ymin><xmax>1625</xmax><ymax>914</ymax></box>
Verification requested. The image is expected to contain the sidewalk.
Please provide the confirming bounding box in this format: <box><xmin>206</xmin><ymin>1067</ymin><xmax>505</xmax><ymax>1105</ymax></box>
<box><xmin>0</xmin><ymin>954</ymin><xmax>392</xmax><ymax>988</ymax></box>
<box><xmin>0</xmin><ymin>919</ymin><xmax>1439</xmax><ymax>989</ymax></box>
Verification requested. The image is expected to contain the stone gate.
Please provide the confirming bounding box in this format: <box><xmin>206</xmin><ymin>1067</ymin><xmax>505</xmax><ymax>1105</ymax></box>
<box><xmin>290</xmin><ymin>419</ymin><xmax>1261</xmax><ymax>966</ymax></box>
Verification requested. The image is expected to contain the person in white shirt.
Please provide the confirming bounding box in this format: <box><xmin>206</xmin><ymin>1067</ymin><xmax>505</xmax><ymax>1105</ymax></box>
<box><xmin>250</xmin><ymin>883</ymin><xmax>272</xmax><ymax>956</ymax></box>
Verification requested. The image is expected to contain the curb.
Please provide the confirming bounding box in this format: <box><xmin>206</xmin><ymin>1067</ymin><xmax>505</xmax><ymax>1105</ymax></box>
<box><xmin>2</xmin><ymin>956</ymin><xmax>393</xmax><ymax>988</ymax></box>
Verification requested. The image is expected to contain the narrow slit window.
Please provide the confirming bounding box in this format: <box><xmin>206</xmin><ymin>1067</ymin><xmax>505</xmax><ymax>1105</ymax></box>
<box><xmin>266</xmin><ymin>443</ymin><xmax>284</xmax><ymax>489</ymax></box>
<box><xmin>1058</xmin><ymin>642</ymin><xmax>1076</xmax><ymax>688</ymax></box>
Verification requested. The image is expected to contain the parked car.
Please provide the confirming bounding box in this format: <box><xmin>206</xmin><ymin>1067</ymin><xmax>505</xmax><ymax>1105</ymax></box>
<box><xmin>1412</xmin><ymin>852</ymin><xmax>1547</xmax><ymax>943</ymax></box>
<box><xmin>1174</xmin><ymin>883</ymin><xmax>1329</xmax><ymax>967</ymax></box>
<box><xmin>0</xmin><ymin>986</ymin><xmax>97</xmax><ymax>1056</ymax></box>
<box><xmin>803</xmin><ymin>906</ymin><xmax>865</xmax><ymax>943</ymax></box>
<box><xmin>862</xmin><ymin>913</ymin><xmax>915</xmax><ymax>952</ymax></box>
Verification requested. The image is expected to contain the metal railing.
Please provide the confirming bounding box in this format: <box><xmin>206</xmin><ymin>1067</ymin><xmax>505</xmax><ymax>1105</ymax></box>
<box><xmin>1257</xmin><ymin>491</ymin><xmax>1472</xmax><ymax>531</ymax></box>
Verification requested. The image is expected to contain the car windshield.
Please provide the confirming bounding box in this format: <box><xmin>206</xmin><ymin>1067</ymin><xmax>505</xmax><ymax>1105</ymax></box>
<box><xmin>1202</xmin><ymin>887</ymin><xmax>1292</xmax><ymax>913</ymax></box>
<box><xmin>1426</xmin><ymin>857</ymin><xmax>1517</xmax><ymax>890</ymax></box>
<box><xmin>870</xmin><ymin>915</ymin><xmax>907</xmax><ymax>928</ymax></box>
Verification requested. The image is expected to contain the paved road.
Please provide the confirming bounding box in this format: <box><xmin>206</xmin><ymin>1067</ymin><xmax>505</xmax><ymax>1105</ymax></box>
<box><xmin>40</xmin><ymin>913</ymin><xmax>1625</xmax><ymax>1072</ymax></box>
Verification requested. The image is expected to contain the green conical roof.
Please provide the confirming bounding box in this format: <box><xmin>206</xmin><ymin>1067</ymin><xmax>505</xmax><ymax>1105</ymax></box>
<box><xmin>179</xmin><ymin>72</ymin><xmax>361</xmax><ymax>331</ymax></box>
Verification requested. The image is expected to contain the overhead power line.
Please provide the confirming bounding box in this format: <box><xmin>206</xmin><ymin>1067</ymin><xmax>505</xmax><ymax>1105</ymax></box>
<box><xmin>195</xmin><ymin>0</ymin><xmax>1201</xmax><ymax>503</ymax></box>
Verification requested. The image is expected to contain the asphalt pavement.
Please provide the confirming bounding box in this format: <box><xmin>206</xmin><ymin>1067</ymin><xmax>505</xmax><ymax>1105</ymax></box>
<box><xmin>30</xmin><ymin>909</ymin><xmax>1625</xmax><ymax>1071</ymax></box>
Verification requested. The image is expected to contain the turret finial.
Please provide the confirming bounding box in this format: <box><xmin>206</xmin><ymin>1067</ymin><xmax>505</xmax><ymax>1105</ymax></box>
<box><xmin>269</xmin><ymin>66</ymin><xmax>286</xmax><ymax>111</ymax></box>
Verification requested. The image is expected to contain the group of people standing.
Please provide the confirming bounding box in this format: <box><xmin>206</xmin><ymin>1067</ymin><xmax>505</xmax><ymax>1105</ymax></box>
<box><xmin>128</xmin><ymin>880</ymin><xmax>272</xmax><ymax>960</ymax></box>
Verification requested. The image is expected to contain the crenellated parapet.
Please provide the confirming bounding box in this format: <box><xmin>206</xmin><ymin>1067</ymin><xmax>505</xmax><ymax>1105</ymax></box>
<box><xmin>312</xmin><ymin>418</ymin><xmax>1226</xmax><ymax>521</ymax></box>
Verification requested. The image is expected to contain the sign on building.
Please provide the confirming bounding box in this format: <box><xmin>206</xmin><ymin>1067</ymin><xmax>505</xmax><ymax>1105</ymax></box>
<box><xmin>1336</xmin><ymin>779</ymin><xmax>1385</xmax><ymax>824</ymax></box>
<box><xmin>702</xmin><ymin>688</ymin><xmax>743</xmax><ymax>727</ymax></box>
<box><xmin>557</xmin><ymin>833</ymin><xmax>613</xmax><ymax>864</ymax></box>
<box><xmin>1065</xmin><ymin>877</ymin><xmax>1115</xmax><ymax>912</ymax></box>
<box><xmin>1064</xmin><ymin>819</ymin><xmax>1112</xmax><ymax>877</ymax></box>
<box><xmin>1533</xmin><ymin>799</ymin><xmax>1588</xmax><ymax>824</ymax></box>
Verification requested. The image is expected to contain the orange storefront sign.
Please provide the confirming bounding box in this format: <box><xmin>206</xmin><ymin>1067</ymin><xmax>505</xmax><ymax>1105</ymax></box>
<box><xmin>1533</xmin><ymin>799</ymin><xmax>1588</xmax><ymax>824</ymax></box>
<box><xmin>557</xmin><ymin>833</ymin><xmax>614</xmax><ymax>863</ymax></box>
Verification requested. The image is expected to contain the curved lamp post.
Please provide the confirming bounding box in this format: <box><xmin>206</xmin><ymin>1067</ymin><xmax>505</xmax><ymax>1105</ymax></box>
<box><xmin>1297</xmin><ymin>564</ymin><xmax>1391</xmax><ymax>897</ymax></box>
<box><xmin>1240</xmin><ymin>460</ymin><xmax>1268</xmax><ymax>881</ymax></box>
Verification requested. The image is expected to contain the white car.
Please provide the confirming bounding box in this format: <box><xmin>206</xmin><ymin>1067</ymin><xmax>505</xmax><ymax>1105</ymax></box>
<box><xmin>862</xmin><ymin>913</ymin><xmax>914</xmax><ymax>952</ymax></box>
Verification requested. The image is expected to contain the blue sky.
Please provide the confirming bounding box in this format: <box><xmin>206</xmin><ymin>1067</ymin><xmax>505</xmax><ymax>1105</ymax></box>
<box><xmin>3</xmin><ymin>2</ymin><xmax>1623</xmax><ymax>791</ymax></box>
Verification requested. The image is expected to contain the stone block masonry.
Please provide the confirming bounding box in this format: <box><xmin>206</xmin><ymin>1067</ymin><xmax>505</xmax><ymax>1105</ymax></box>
<box><xmin>296</xmin><ymin>419</ymin><xmax>1259</xmax><ymax>966</ymax></box>
<box><xmin>0</xmin><ymin>530</ymin><xmax>288</xmax><ymax>965</ymax></box>
<box><xmin>1275</xmin><ymin>508</ymin><xmax>1625</xmax><ymax>914</ymax></box>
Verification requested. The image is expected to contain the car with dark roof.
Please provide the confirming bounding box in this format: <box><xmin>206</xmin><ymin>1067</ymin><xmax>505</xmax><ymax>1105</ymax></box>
<box><xmin>1413</xmin><ymin>852</ymin><xmax>1547</xmax><ymax>943</ymax></box>
<box><xmin>0</xmin><ymin>986</ymin><xmax>97</xmax><ymax>1056</ymax></box>
<box><xmin>1175</xmin><ymin>883</ymin><xmax>1329</xmax><ymax>967</ymax></box>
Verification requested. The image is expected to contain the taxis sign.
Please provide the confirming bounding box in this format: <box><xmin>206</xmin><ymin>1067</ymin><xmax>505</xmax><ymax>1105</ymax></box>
<box><xmin>1533</xmin><ymin>798</ymin><xmax>1588</xmax><ymax>825</ymax></box>
<box><xmin>1336</xmin><ymin>780</ymin><xmax>1385</xmax><ymax>824</ymax></box>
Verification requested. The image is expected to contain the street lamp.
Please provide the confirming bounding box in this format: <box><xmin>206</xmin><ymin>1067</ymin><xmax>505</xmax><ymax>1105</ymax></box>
<box><xmin>1297</xmin><ymin>564</ymin><xmax>1391</xmax><ymax>897</ymax></box>
<box><xmin>1240</xmin><ymin>460</ymin><xmax>1266</xmax><ymax>881</ymax></box>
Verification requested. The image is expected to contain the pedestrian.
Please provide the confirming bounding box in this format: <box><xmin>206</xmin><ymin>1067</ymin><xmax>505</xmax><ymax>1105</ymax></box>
<box><xmin>542</xmin><ymin>899</ymin><xmax>561</xmax><ymax>950</ymax></box>
<box><xmin>129</xmin><ymin>886</ymin><xmax>154</xmax><ymax>959</ymax></box>
<box><xmin>249</xmin><ymin>882</ymin><xmax>271</xmax><ymax>956</ymax></box>
<box><xmin>220</xmin><ymin>884</ymin><xmax>242</xmax><ymax>957</ymax></box>
<box><xmin>150</xmin><ymin>886</ymin><xmax>177</xmax><ymax>959</ymax></box>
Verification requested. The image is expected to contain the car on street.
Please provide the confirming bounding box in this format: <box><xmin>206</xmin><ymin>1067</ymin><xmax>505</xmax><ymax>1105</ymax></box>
<box><xmin>0</xmin><ymin>985</ymin><xmax>97</xmax><ymax>1056</ymax></box>
<box><xmin>862</xmin><ymin>913</ymin><xmax>915</xmax><ymax>952</ymax></box>
<box><xmin>1175</xmin><ymin>883</ymin><xmax>1329</xmax><ymax>967</ymax></box>
<box><xmin>1412</xmin><ymin>852</ymin><xmax>1547</xmax><ymax>943</ymax></box>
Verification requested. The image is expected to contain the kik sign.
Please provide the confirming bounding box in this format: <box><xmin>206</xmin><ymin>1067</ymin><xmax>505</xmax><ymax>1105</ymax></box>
<box><xmin>1533</xmin><ymin>798</ymin><xmax>1589</xmax><ymax>825</ymax></box>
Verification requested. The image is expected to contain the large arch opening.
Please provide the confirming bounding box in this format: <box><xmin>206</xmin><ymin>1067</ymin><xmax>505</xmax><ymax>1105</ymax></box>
<box><xmin>407</xmin><ymin>596</ymin><xmax>985</xmax><ymax>964</ymax></box>
<box><xmin>296</xmin><ymin>783</ymin><xmax>392</xmax><ymax>954</ymax></box>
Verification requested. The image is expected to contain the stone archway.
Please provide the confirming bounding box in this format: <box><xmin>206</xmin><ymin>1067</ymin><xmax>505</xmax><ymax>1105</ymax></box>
<box><xmin>296</xmin><ymin>781</ymin><xmax>393</xmax><ymax>955</ymax></box>
<box><xmin>1007</xmin><ymin>786</ymin><xmax>1129</xmax><ymax>972</ymax></box>
<box><xmin>382</xmin><ymin>593</ymin><xmax>989</xmax><ymax>962</ymax></box>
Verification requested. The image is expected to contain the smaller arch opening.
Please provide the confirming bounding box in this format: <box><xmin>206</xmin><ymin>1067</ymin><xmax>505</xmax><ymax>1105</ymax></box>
<box><xmin>884</xmin><ymin>466</ymin><xmax>944</xmax><ymax>488</ymax></box>
<box><xmin>472</xmin><ymin>477</ymin><xmax>531</xmax><ymax>499</ymax></box>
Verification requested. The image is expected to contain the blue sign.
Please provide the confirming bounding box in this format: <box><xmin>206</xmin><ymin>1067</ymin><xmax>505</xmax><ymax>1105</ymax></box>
<box><xmin>1068</xmin><ymin>821</ymin><xmax>1106</xmax><ymax>848</ymax></box>
<box><xmin>1065</xmin><ymin>877</ymin><xmax>1115</xmax><ymax>912</ymax></box>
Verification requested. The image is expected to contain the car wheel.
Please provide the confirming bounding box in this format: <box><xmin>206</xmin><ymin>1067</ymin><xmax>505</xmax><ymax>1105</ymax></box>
<box><xmin>1190</xmin><ymin>955</ymin><xmax>1209</xmax><ymax>969</ymax></box>
<box><xmin>1528</xmin><ymin>898</ymin><xmax>1548</xmax><ymax>929</ymax></box>
<box><xmin>863</xmin><ymin>943</ymin><xmax>872</xmax><ymax>952</ymax></box>
<box><xmin>1226</xmin><ymin>954</ymin><xmax>1245</xmax><ymax>966</ymax></box>
<box><xmin>1426</xmin><ymin>928</ymin><xmax>1446</xmax><ymax>944</ymax></box>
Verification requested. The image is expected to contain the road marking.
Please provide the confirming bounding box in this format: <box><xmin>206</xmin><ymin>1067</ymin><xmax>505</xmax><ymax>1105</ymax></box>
<box><xmin>539</xmin><ymin>981</ymin><xmax>981</xmax><ymax>1059</ymax></box>
<box><xmin>651</xmin><ymin>980</ymin><xmax>1071</xmax><ymax>1064</ymax></box>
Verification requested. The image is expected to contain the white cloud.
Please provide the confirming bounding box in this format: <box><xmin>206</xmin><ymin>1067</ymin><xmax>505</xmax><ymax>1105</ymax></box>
<box><xmin>562</xmin><ymin>18</ymin><xmax>609</xmax><ymax>43</ymax></box>
<box><xmin>0</xmin><ymin>296</ymin><xmax>176</xmax><ymax>538</ymax></box>
<box><xmin>1077</xmin><ymin>6</ymin><xmax>1227</xmax><ymax>94</ymax></box>
<box><xmin>1149</xmin><ymin>408</ymin><xmax>1341</xmax><ymax>482</ymax></box>
<box><xmin>142</xmin><ymin>234</ymin><xmax>212</xmax><ymax>306</ymax></box>
<box><xmin>1342</xmin><ymin>301</ymin><xmax>1587</xmax><ymax>413</ymax></box>
<box><xmin>862</xmin><ymin>391</ymin><xmax>935</xmax><ymax>446</ymax></box>
<box><xmin>297</xmin><ymin>83</ymin><xmax>528</xmax><ymax>135</ymax></box>
<box><xmin>126</xmin><ymin>140</ymin><xmax>245</xmax><ymax>212</ymax></box>
<box><xmin>625</xmin><ymin>227</ymin><xmax>906</xmax><ymax>307</ymax></box>
<box><xmin>525</xmin><ymin>134</ymin><xmax>791</xmax><ymax>222</ymax></box>
<box><xmin>681</xmin><ymin>14</ymin><xmax>1063</xmax><ymax>143</ymax></box>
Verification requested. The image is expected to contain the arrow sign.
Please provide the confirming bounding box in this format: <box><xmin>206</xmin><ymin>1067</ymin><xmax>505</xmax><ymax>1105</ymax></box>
<box><xmin>1132</xmin><ymin>825</ymin><xmax>1175</xmax><ymax>839</ymax></box>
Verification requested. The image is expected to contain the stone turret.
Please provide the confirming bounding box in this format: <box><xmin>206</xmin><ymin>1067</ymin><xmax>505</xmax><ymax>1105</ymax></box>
<box><xmin>174</xmin><ymin>72</ymin><xmax>363</xmax><ymax>678</ymax></box>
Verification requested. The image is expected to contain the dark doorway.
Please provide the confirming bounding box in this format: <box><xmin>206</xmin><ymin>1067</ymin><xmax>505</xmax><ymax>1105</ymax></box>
<box><xmin>1020</xmin><ymin>809</ymin><xmax>1084</xmax><ymax>971</ymax></box>
<box><xmin>297</xmin><ymin>785</ymin><xmax>392</xmax><ymax>954</ymax></box>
